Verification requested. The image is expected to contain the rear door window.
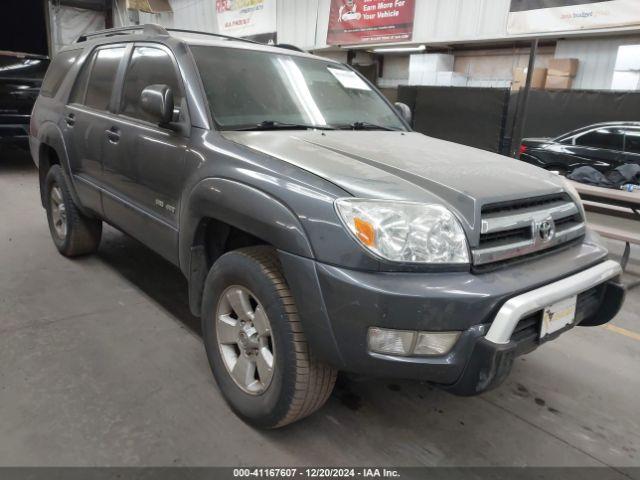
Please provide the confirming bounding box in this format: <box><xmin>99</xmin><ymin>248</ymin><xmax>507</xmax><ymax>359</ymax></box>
<box><xmin>575</xmin><ymin>128</ymin><xmax>624</xmax><ymax>151</ymax></box>
<box><xmin>624</xmin><ymin>128</ymin><xmax>640</xmax><ymax>155</ymax></box>
<box><xmin>120</xmin><ymin>46</ymin><xmax>183</xmax><ymax>123</ymax></box>
<box><xmin>40</xmin><ymin>50</ymin><xmax>79</xmax><ymax>97</ymax></box>
<box><xmin>84</xmin><ymin>46</ymin><xmax>126</xmax><ymax>111</ymax></box>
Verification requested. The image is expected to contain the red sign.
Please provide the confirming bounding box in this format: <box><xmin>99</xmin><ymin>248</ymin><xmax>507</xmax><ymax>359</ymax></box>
<box><xmin>327</xmin><ymin>0</ymin><xmax>416</xmax><ymax>45</ymax></box>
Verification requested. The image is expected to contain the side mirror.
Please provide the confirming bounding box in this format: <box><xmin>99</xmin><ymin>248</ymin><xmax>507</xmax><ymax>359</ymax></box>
<box><xmin>394</xmin><ymin>102</ymin><xmax>412</xmax><ymax>125</ymax></box>
<box><xmin>140</xmin><ymin>84</ymin><xmax>174</xmax><ymax>125</ymax></box>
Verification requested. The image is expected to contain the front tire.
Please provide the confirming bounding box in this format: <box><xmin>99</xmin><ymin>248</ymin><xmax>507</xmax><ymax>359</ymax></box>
<box><xmin>201</xmin><ymin>246</ymin><xmax>337</xmax><ymax>428</ymax></box>
<box><xmin>44</xmin><ymin>165</ymin><xmax>102</xmax><ymax>257</ymax></box>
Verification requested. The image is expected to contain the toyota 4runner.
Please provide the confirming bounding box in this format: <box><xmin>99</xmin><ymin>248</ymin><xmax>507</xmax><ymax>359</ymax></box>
<box><xmin>30</xmin><ymin>25</ymin><xmax>625</xmax><ymax>428</ymax></box>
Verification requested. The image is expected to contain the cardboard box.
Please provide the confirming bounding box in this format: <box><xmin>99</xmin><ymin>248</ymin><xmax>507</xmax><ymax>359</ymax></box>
<box><xmin>547</xmin><ymin>58</ymin><xmax>579</xmax><ymax>77</ymax></box>
<box><xmin>512</xmin><ymin>67</ymin><xmax>547</xmax><ymax>89</ymax></box>
<box><xmin>545</xmin><ymin>75</ymin><xmax>573</xmax><ymax>90</ymax></box>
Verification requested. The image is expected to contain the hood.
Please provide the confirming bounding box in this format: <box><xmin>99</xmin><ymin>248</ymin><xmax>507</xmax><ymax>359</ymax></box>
<box><xmin>223</xmin><ymin>131</ymin><xmax>566</xmax><ymax>230</ymax></box>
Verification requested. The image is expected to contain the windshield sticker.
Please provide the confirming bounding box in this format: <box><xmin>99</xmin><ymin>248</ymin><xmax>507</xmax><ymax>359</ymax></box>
<box><xmin>328</xmin><ymin>68</ymin><xmax>371</xmax><ymax>91</ymax></box>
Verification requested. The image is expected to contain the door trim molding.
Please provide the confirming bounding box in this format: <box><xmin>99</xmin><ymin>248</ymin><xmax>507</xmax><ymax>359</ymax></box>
<box><xmin>74</xmin><ymin>174</ymin><xmax>178</xmax><ymax>232</ymax></box>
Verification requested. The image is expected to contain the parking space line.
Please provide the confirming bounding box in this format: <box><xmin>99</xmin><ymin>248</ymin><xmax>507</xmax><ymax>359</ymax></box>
<box><xmin>603</xmin><ymin>324</ymin><xmax>640</xmax><ymax>342</ymax></box>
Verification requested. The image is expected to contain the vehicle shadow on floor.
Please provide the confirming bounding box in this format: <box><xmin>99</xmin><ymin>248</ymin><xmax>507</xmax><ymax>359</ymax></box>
<box><xmin>96</xmin><ymin>225</ymin><xmax>199</xmax><ymax>334</ymax></box>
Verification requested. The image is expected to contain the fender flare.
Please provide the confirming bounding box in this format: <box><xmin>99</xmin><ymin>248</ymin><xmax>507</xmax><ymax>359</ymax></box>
<box><xmin>180</xmin><ymin>177</ymin><xmax>315</xmax><ymax>315</ymax></box>
<box><xmin>37</xmin><ymin>121</ymin><xmax>87</xmax><ymax>214</ymax></box>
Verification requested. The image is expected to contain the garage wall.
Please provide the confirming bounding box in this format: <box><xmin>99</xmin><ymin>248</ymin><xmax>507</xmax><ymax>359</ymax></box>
<box><xmin>313</xmin><ymin>0</ymin><xmax>546</xmax><ymax>48</ymax></box>
<box><xmin>315</xmin><ymin>0</ymin><xmax>640</xmax><ymax>48</ymax></box>
<box><xmin>114</xmin><ymin>0</ymin><xmax>640</xmax><ymax>51</ymax></box>
<box><xmin>378</xmin><ymin>55</ymin><xmax>410</xmax><ymax>88</ymax></box>
<box><xmin>114</xmin><ymin>0</ymin><xmax>216</xmax><ymax>31</ymax></box>
<box><xmin>411</xmin><ymin>0</ymin><xmax>513</xmax><ymax>45</ymax></box>
<box><xmin>453</xmin><ymin>46</ymin><xmax>555</xmax><ymax>87</ymax></box>
<box><xmin>277</xmin><ymin>0</ymin><xmax>321</xmax><ymax>49</ymax></box>
<box><xmin>50</xmin><ymin>4</ymin><xmax>105</xmax><ymax>53</ymax></box>
<box><xmin>555</xmin><ymin>35</ymin><xmax>640</xmax><ymax>90</ymax></box>
<box><xmin>113</xmin><ymin>0</ymin><xmax>322</xmax><ymax>50</ymax></box>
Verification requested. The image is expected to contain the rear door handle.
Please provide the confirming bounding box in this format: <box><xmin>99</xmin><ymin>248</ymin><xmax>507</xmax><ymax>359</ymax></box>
<box><xmin>64</xmin><ymin>113</ymin><xmax>75</xmax><ymax>126</ymax></box>
<box><xmin>106</xmin><ymin>127</ymin><xmax>120</xmax><ymax>144</ymax></box>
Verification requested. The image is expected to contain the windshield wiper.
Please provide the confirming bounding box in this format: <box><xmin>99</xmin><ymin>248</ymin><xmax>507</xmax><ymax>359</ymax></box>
<box><xmin>232</xmin><ymin>120</ymin><xmax>336</xmax><ymax>131</ymax></box>
<box><xmin>345</xmin><ymin>122</ymin><xmax>399</xmax><ymax>131</ymax></box>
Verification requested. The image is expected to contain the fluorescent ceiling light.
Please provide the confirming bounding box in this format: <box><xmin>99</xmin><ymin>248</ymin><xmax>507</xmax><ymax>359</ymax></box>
<box><xmin>372</xmin><ymin>45</ymin><xmax>426</xmax><ymax>53</ymax></box>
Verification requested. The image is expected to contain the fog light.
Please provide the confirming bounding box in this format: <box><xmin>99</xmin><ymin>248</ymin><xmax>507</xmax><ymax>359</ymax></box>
<box><xmin>414</xmin><ymin>332</ymin><xmax>461</xmax><ymax>356</ymax></box>
<box><xmin>368</xmin><ymin>327</ymin><xmax>415</xmax><ymax>356</ymax></box>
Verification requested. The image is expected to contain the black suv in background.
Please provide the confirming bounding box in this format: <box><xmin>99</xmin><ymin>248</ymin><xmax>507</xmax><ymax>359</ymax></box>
<box><xmin>29</xmin><ymin>25</ymin><xmax>624</xmax><ymax>428</ymax></box>
<box><xmin>519</xmin><ymin>122</ymin><xmax>640</xmax><ymax>175</ymax></box>
<box><xmin>0</xmin><ymin>51</ymin><xmax>49</xmax><ymax>150</ymax></box>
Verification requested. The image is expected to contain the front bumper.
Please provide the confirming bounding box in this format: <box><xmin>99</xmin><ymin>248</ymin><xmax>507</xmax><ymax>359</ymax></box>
<box><xmin>447</xmin><ymin>261</ymin><xmax>623</xmax><ymax>395</ymax></box>
<box><xmin>279</xmin><ymin>238</ymin><xmax>625</xmax><ymax>395</ymax></box>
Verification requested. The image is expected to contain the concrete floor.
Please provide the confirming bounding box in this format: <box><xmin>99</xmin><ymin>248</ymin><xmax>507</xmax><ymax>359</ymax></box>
<box><xmin>1</xmin><ymin>150</ymin><xmax>639</xmax><ymax>469</ymax></box>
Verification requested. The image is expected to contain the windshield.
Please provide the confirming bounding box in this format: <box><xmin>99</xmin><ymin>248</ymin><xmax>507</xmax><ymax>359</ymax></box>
<box><xmin>190</xmin><ymin>45</ymin><xmax>407</xmax><ymax>131</ymax></box>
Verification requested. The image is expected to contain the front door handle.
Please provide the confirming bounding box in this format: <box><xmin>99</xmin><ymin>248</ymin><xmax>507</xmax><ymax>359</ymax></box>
<box><xmin>106</xmin><ymin>127</ymin><xmax>120</xmax><ymax>144</ymax></box>
<box><xmin>64</xmin><ymin>113</ymin><xmax>75</xmax><ymax>126</ymax></box>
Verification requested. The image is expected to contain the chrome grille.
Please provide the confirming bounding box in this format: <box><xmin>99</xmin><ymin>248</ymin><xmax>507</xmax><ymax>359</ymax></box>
<box><xmin>473</xmin><ymin>193</ymin><xmax>586</xmax><ymax>266</ymax></box>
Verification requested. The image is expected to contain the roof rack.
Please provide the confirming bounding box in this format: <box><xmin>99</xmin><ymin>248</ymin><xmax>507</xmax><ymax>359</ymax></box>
<box><xmin>75</xmin><ymin>24</ymin><xmax>168</xmax><ymax>43</ymax></box>
<box><xmin>165</xmin><ymin>29</ymin><xmax>262</xmax><ymax>46</ymax></box>
<box><xmin>74</xmin><ymin>24</ymin><xmax>306</xmax><ymax>53</ymax></box>
<box><xmin>275</xmin><ymin>43</ymin><xmax>306</xmax><ymax>53</ymax></box>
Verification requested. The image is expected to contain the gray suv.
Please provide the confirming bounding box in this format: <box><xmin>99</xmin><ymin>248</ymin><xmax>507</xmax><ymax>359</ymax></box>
<box><xmin>30</xmin><ymin>25</ymin><xmax>625</xmax><ymax>428</ymax></box>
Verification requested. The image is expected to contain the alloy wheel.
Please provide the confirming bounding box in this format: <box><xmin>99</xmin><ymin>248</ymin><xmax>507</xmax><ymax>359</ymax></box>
<box><xmin>50</xmin><ymin>184</ymin><xmax>68</xmax><ymax>240</ymax></box>
<box><xmin>215</xmin><ymin>285</ymin><xmax>275</xmax><ymax>395</ymax></box>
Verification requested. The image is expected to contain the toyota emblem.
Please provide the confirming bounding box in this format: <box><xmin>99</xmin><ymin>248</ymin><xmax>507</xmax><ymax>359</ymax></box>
<box><xmin>538</xmin><ymin>218</ymin><xmax>556</xmax><ymax>243</ymax></box>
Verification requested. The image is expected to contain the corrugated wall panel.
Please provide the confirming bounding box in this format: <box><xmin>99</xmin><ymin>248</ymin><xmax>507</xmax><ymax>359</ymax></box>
<box><xmin>315</xmin><ymin>0</ymin><xmax>638</xmax><ymax>47</ymax></box>
<box><xmin>114</xmin><ymin>0</ymin><xmax>209</xmax><ymax>29</ymax></box>
<box><xmin>113</xmin><ymin>0</ymin><xmax>640</xmax><ymax>50</ymax></box>
<box><xmin>277</xmin><ymin>0</ymin><xmax>320</xmax><ymax>49</ymax></box>
<box><xmin>115</xmin><ymin>0</ymin><xmax>319</xmax><ymax>47</ymax></box>
<box><xmin>556</xmin><ymin>35</ymin><xmax>640</xmax><ymax>90</ymax></box>
<box><xmin>314</xmin><ymin>0</ymin><xmax>332</xmax><ymax>49</ymax></box>
<box><xmin>400</xmin><ymin>0</ymin><xmax>513</xmax><ymax>44</ymax></box>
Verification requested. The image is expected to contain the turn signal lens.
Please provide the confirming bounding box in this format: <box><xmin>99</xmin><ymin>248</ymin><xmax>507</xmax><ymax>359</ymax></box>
<box><xmin>414</xmin><ymin>332</ymin><xmax>461</xmax><ymax>356</ymax></box>
<box><xmin>354</xmin><ymin>217</ymin><xmax>375</xmax><ymax>246</ymax></box>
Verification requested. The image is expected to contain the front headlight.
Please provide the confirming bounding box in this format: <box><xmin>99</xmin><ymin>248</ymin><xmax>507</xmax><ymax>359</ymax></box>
<box><xmin>335</xmin><ymin>198</ymin><xmax>469</xmax><ymax>264</ymax></box>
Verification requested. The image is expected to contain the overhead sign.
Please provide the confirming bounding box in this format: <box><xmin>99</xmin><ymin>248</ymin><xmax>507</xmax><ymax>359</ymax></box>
<box><xmin>508</xmin><ymin>0</ymin><xmax>640</xmax><ymax>34</ymax></box>
<box><xmin>216</xmin><ymin>0</ymin><xmax>276</xmax><ymax>40</ymax></box>
<box><xmin>327</xmin><ymin>0</ymin><xmax>416</xmax><ymax>46</ymax></box>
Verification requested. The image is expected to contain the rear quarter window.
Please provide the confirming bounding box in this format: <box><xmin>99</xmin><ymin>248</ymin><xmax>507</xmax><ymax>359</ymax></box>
<box><xmin>40</xmin><ymin>50</ymin><xmax>79</xmax><ymax>98</ymax></box>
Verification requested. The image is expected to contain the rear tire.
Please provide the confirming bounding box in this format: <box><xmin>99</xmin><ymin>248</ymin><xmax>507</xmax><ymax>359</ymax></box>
<box><xmin>44</xmin><ymin>165</ymin><xmax>102</xmax><ymax>257</ymax></box>
<box><xmin>201</xmin><ymin>246</ymin><xmax>337</xmax><ymax>428</ymax></box>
